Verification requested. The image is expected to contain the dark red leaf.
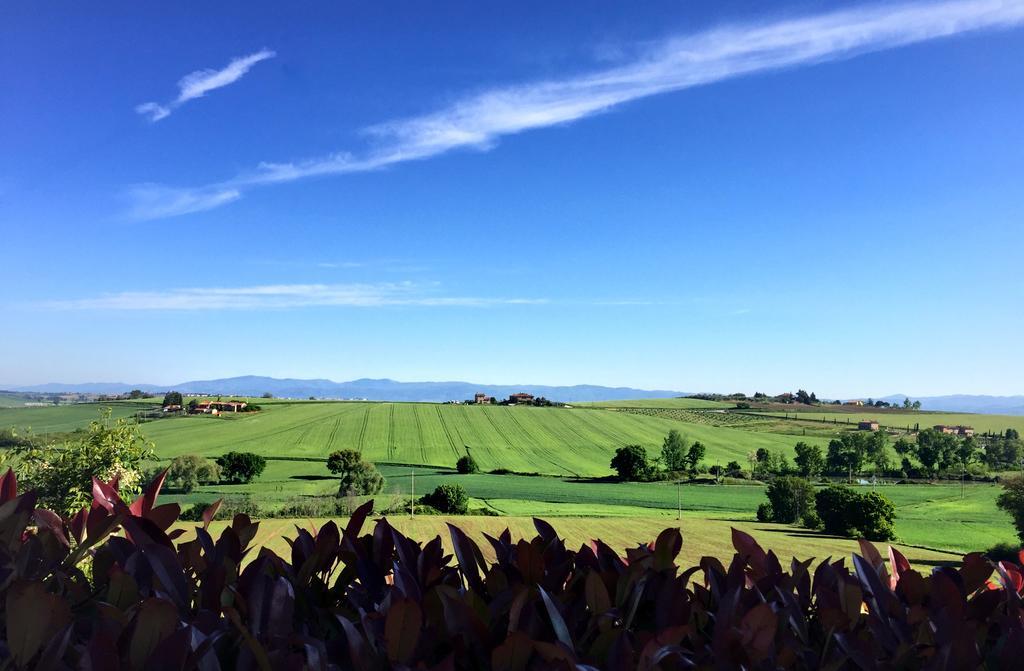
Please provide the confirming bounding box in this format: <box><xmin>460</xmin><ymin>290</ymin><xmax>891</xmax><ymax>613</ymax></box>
<box><xmin>385</xmin><ymin>597</ymin><xmax>422</xmax><ymax>664</ymax></box>
<box><xmin>0</xmin><ymin>467</ymin><xmax>17</xmax><ymax>503</ymax></box>
<box><xmin>201</xmin><ymin>498</ymin><xmax>223</xmax><ymax>529</ymax></box>
<box><xmin>130</xmin><ymin>467</ymin><xmax>169</xmax><ymax>517</ymax></box>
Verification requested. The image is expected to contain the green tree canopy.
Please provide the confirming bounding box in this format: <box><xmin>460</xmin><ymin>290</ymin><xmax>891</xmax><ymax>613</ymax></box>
<box><xmin>162</xmin><ymin>391</ymin><xmax>183</xmax><ymax>407</ymax></box>
<box><xmin>216</xmin><ymin>452</ymin><xmax>267</xmax><ymax>484</ymax></box>
<box><xmin>686</xmin><ymin>441</ymin><xmax>706</xmax><ymax>472</ymax></box>
<box><xmin>793</xmin><ymin>442</ymin><xmax>824</xmax><ymax>478</ymax></box>
<box><xmin>764</xmin><ymin>476</ymin><xmax>816</xmax><ymax>524</ymax></box>
<box><xmin>660</xmin><ymin>430</ymin><xmax>688</xmax><ymax>472</ymax></box>
<box><xmin>610</xmin><ymin>445</ymin><xmax>653</xmax><ymax>481</ymax></box>
<box><xmin>327</xmin><ymin>449</ymin><xmax>385</xmax><ymax>495</ymax></box>
<box><xmin>167</xmin><ymin>454</ymin><xmax>220</xmax><ymax>493</ymax></box>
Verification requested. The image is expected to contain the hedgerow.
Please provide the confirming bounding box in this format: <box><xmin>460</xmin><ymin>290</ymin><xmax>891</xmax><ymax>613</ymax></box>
<box><xmin>2</xmin><ymin>467</ymin><xmax>1024</xmax><ymax>669</ymax></box>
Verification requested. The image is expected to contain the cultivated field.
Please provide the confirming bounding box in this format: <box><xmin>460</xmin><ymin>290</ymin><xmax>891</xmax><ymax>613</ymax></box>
<box><xmin>137</xmin><ymin>401</ymin><xmax>825</xmax><ymax>477</ymax></box>
<box><xmin>3</xmin><ymin>398</ymin><xmax>1018</xmax><ymax>558</ymax></box>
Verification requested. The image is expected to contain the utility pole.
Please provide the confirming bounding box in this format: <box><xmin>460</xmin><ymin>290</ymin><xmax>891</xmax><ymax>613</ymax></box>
<box><xmin>411</xmin><ymin>469</ymin><xmax>415</xmax><ymax>517</ymax></box>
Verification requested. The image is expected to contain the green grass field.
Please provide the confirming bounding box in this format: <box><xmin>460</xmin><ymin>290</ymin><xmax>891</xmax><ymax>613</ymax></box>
<box><xmin>0</xmin><ymin>401</ymin><xmax>154</xmax><ymax>433</ymax></box>
<box><xmin>160</xmin><ymin>461</ymin><xmax>1015</xmax><ymax>555</ymax></box>
<box><xmin>4</xmin><ymin>399</ymin><xmax>1018</xmax><ymax>558</ymax></box>
<box><xmin>134</xmin><ymin>402</ymin><xmax>826</xmax><ymax>477</ymax></box>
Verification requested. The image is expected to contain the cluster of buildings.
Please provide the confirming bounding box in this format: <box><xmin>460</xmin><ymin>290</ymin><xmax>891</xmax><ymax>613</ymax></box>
<box><xmin>855</xmin><ymin>420</ymin><xmax>975</xmax><ymax>437</ymax></box>
<box><xmin>472</xmin><ymin>392</ymin><xmax>535</xmax><ymax>405</ymax></box>
<box><xmin>165</xmin><ymin>400</ymin><xmax>249</xmax><ymax>415</ymax></box>
<box><xmin>934</xmin><ymin>424</ymin><xmax>975</xmax><ymax>437</ymax></box>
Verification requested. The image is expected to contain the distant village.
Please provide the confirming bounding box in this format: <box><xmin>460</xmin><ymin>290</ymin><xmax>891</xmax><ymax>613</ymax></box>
<box><xmin>443</xmin><ymin>392</ymin><xmax>564</xmax><ymax>407</ymax></box>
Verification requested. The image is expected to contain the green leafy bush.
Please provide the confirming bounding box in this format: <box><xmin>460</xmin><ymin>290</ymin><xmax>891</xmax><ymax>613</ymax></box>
<box><xmin>166</xmin><ymin>454</ymin><xmax>219</xmax><ymax>492</ymax></box>
<box><xmin>815</xmin><ymin>485</ymin><xmax>897</xmax><ymax>541</ymax></box>
<box><xmin>801</xmin><ymin>510</ymin><xmax>822</xmax><ymax>529</ymax></box>
<box><xmin>610</xmin><ymin>444</ymin><xmax>653</xmax><ymax>481</ymax></box>
<box><xmin>421</xmin><ymin>483</ymin><xmax>468</xmax><ymax>514</ymax></box>
<box><xmin>0</xmin><ymin>408</ymin><xmax>152</xmax><ymax>513</ymax></box>
<box><xmin>756</xmin><ymin>502</ymin><xmax>773</xmax><ymax>522</ymax></box>
<box><xmin>456</xmin><ymin>453</ymin><xmax>479</xmax><ymax>474</ymax></box>
<box><xmin>764</xmin><ymin>476</ymin><xmax>816</xmax><ymax>524</ymax></box>
<box><xmin>215</xmin><ymin>451</ymin><xmax>267</xmax><ymax>484</ymax></box>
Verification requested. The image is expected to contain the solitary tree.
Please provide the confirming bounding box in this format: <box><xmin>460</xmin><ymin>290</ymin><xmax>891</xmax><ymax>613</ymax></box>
<box><xmin>793</xmin><ymin>442</ymin><xmax>825</xmax><ymax>478</ymax></box>
<box><xmin>167</xmin><ymin>454</ymin><xmax>220</xmax><ymax>492</ymax></box>
<box><xmin>456</xmin><ymin>450</ymin><xmax>479</xmax><ymax>474</ymax></box>
<box><xmin>661</xmin><ymin>430</ymin><xmax>688</xmax><ymax>472</ymax></box>
<box><xmin>686</xmin><ymin>441</ymin><xmax>706</xmax><ymax>473</ymax></box>
<box><xmin>610</xmin><ymin>445</ymin><xmax>653</xmax><ymax>481</ymax></box>
<box><xmin>216</xmin><ymin>452</ymin><xmax>267</xmax><ymax>484</ymax></box>
<box><xmin>162</xmin><ymin>391</ymin><xmax>183</xmax><ymax>407</ymax></box>
<box><xmin>327</xmin><ymin>449</ymin><xmax>385</xmax><ymax>495</ymax></box>
<box><xmin>764</xmin><ymin>476</ymin><xmax>816</xmax><ymax>524</ymax></box>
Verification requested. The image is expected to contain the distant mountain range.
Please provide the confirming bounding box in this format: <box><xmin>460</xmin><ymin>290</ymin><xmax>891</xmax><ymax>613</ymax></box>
<box><xmin>4</xmin><ymin>377</ymin><xmax>1022</xmax><ymax>414</ymax></box>
<box><xmin>4</xmin><ymin>376</ymin><xmax>687</xmax><ymax>404</ymax></box>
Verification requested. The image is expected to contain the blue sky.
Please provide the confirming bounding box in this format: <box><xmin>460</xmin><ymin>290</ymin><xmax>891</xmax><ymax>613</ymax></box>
<box><xmin>2</xmin><ymin>0</ymin><xmax>1022</xmax><ymax>396</ymax></box>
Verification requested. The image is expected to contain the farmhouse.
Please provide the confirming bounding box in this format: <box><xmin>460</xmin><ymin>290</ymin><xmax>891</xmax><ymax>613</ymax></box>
<box><xmin>193</xmin><ymin>400</ymin><xmax>248</xmax><ymax>415</ymax></box>
<box><xmin>858</xmin><ymin>420</ymin><xmax>880</xmax><ymax>431</ymax></box>
<box><xmin>845</xmin><ymin>400</ymin><xmax>865</xmax><ymax>406</ymax></box>
<box><xmin>507</xmin><ymin>392</ymin><xmax>535</xmax><ymax>405</ymax></box>
<box><xmin>935</xmin><ymin>424</ymin><xmax>975</xmax><ymax>437</ymax></box>
<box><xmin>473</xmin><ymin>393</ymin><xmax>494</xmax><ymax>405</ymax></box>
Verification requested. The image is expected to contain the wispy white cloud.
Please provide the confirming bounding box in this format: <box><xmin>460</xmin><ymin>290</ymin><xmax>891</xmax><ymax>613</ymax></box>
<box><xmin>126</xmin><ymin>0</ymin><xmax>1024</xmax><ymax>218</ymax></box>
<box><xmin>43</xmin><ymin>283</ymin><xmax>548</xmax><ymax>311</ymax></box>
<box><xmin>136</xmin><ymin>48</ymin><xmax>276</xmax><ymax>122</ymax></box>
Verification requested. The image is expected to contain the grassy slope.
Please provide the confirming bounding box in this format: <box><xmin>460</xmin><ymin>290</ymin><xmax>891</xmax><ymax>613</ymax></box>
<box><xmin>181</xmin><ymin>515</ymin><xmax>959</xmax><ymax>568</ymax></box>
<box><xmin>138</xmin><ymin>402</ymin><xmax>825</xmax><ymax>477</ymax></box>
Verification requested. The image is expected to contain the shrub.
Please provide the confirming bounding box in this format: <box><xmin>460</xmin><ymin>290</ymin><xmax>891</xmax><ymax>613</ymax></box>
<box><xmin>764</xmin><ymin>476</ymin><xmax>816</xmax><ymax>524</ymax></box>
<box><xmin>167</xmin><ymin>454</ymin><xmax>219</xmax><ymax>492</ymax></box>
<box><xmin>985</xmin><ymin>541</ymin><xmax>1024</xmax><ymax>563</ymax></box>
<box><xmin>421</xmin><ymin>483</ymin><xmax>468</xmax><ymax>514</ymax></box>
<box><xmin>2</xmin><ymin>408</ymin><xmax>152</xmax><ymax>513</ymax></box>
<box><xmin>326</xmin><ymin>449</ymin><xmax>385</xmax><ymax>495</ymax></box>
<box><xmin>2</xmin><ymin>467</ymin><xmax>1024</xmax><ymax>669</ymax></box>
<box><xmin>815</xmin><ymin>485</ymin><xmax>896</xmax><ymax>541</ymax></box>
<box><xmin>215</xmin><ymin>451</ymin><xmax>267</xmax><ymax>484</ymax></box>
<box><xmin>610</xmin><ymin>444</ymin><xmax>653</xmax><ymax>481</ymax></box>
<box><xmin>180</xmin><ymin>495</ymin><xmax>262</xmax><ymax>521</ymax></box>
<box><xmin>756</xmin><ymin>502</ymin><xmax>774</xmax><ymax>522</ymax></box>
<box><xmin>801</xmin><ymin>510</ymin><xmax>822</xmax><ymax>529</ymax></box>
<box><xmin>456</xmin><ymin>453</ymin><xmax>479</xmax><ymax>474</ymax></box>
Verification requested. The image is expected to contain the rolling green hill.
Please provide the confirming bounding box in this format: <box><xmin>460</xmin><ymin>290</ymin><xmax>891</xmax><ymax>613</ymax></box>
<box><xmin>137</xmin><ymin>401</ymin><xmax>821</xmax><ymax>476</ymax></box>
